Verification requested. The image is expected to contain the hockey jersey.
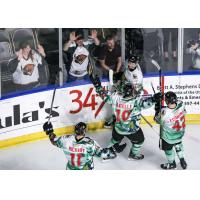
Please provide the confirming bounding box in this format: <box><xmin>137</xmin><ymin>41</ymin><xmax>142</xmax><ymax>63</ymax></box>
<box><xmin>69</xmin><ymin>46</ymin><xmax>89</xmax><ymax>77</ymax></box>
<box><xmin>124</xmin><ymin>63</ymin><xmax>143</xmax><ymax>93</ymax></box>
<box><xmin>158</xmin><ymin>101</ymin><xmax>186</xmax><ymax>144</ymax></box>
<box><xmin>53</xmin><ymin>135</ymin><xmax>102</xmax><ymax>170</ymax></box>
<box><xmin>97</xmin><ymin>88</ymin><xmax>154</xmax><ymax>135</ymax></box>
<box><xmin>13</xmin><ymin>50</ymin><xmax>42</xmax><ymax>84</ymax></box>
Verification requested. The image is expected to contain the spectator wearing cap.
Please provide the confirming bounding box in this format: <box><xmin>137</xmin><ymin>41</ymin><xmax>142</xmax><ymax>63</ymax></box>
<box><xmin>186</xmin><ymin>30</ymin><xmax>200</xmax><ymax>70</ymax></box>
<box><xmin>63</xmin><ymin>29</ymin><xmax>100</xmax><ymax>82</ymax></box>
<box><xmin>97</xmin><ymin>34</ymin><xmax>122</xmax><ymax>78</ymax></box>
<box><xmin>8</xmin><ymin>41</ymin><xmax>46</xmax><ymax>91</ymax></box>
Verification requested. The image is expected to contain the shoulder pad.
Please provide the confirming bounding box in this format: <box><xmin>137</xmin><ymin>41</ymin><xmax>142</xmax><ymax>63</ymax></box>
<box><xmin>62</xmin><ymin>135</ymin><xmax>74</xmax><ymax>140</ymax></box>
<box><xmin>84</xmin><ymin>136</ymin><xmax>94</xmax><ymax>143</ymax></box>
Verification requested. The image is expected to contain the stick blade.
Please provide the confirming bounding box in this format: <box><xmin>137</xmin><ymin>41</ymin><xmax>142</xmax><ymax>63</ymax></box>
<box><xmin>151</xmin><ymin>59</ymin><xmax>161</xmax><ymax>71</ymax></box>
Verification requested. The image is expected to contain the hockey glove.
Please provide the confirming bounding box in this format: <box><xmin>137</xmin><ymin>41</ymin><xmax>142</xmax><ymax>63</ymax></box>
<box><xmin>113</xmin><ymin>71</ymin><xmax>123</xmax><ymax>83</ymax></box>
<box><xmin>43</xmin><ymin>122</ymin><xmax>54</xmax><ymax>135</ymax></box>
<box><xmin>152</xmin><ymin>92</ymin><xmax>163</xmax><ymax>103</ymax></box>
<box><xmin>90</xmin><ymin>75</ymin><xmax>101</xmax><ymax>88</ymax></box>
<box><xmin>110</xmin><ymin>143</ymin><xmax>127</xmax><ymax>153</ymax></box>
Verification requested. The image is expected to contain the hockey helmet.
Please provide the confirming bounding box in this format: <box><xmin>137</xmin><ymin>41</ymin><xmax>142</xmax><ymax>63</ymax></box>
<box><xmin>122</xmin><ymin>82</ymin><xmax>135</xmax><ymax>99</ymax></box>
<box><xmin>75</xmin><ymin>122</ymin><xmax>87</xmax><ymax>136</ymax></box>
<box><xmin>128</xmin><ymin>55</ymin><xmax>140</xmax><ymax>72</ymax></box>
<box><xmin>128</xmin><ymin>55</ymin><xmax>140</xmax><ymax>63</ymax></box>
<box><xmin>165</xmin><ymin>91</ymin><xmax>177</xmax><ymax>104</ymax></box>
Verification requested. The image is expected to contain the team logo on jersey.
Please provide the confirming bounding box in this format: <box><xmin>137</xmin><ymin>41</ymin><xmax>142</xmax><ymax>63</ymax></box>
<box><xmin>132</xmin><ymin>75</ymin><xmax>138</xmax><ymax>79</ymax></box>
<box><xmin>74</xmin><ymin>54</ymin><xmax>87</xmax><ymax>64</ymax></box>
<box><xmin>22</xmin><ymin>64</ymin><xmax>35</xmax><ymax>76</ymax></box>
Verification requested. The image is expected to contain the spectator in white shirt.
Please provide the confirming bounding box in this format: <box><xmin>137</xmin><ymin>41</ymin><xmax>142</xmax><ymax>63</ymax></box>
<box><xmin>8</xmin><ymin>41</ymin><xmax>46</xmax><ymax>91</ymax></box>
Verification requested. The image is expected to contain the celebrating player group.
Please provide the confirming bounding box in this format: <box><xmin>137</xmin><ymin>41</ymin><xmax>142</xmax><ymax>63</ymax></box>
<box><xmin>43</xmin><ymin>55</ymin><xmax>187</xmax><ymax>170</ymax></box>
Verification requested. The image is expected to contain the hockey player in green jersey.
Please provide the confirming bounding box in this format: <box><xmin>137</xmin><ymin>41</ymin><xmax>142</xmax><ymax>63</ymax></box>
<box><xmin>43</xmin><ymin>121</ymin><xmax>126</xmax><ymax>170</ymax></box>
<box><xmin>90</xmin><ymin>75</ymin><xmax>161</xmax><ymax>160</ymax></box>
<box><xmin>155</xmin><ymin>91</ymin><xmax>187</xmax><ymax>170</ymax></box>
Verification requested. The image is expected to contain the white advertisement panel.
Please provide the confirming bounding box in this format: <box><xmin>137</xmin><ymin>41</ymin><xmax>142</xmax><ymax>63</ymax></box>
<box><xmin>0</xmin><ymin>82</ymin><xmax>111</xmax><ymax>141</ymax></box>
<box><xmin>1</xmin><ymin>74</ymin><xmax>200</xmax><ymax>141</ymax></box>
<box><xmin>142</xmin><ymin>74</ymin><xmax>200</xmax><ymax>115</ymax></box>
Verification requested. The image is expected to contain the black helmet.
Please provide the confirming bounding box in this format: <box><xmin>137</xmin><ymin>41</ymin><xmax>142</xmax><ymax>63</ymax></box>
<box><xmin>75</xmin><ymin>122</ymin><xmax>87</xmax><ymax>136</ymax></box>
<box><xmin>165</xmin><ymin>91</ymin><xmax>177</xmax><ymax>104</ymax></box>
<box><xmin>128</xmin><ymin>55</ymin><xmax>140</xmax><ymax>63</ymax></box>
<box><xmin>122</xmin><ymin>82</ymin><xmax>134</xmax><ymax>99</ymax></box>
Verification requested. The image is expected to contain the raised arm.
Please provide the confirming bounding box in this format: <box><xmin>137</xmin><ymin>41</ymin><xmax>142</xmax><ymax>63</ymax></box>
<box><xmin>139</xmin><ymin>92</ymin><xmax>162</xmax><ymax>109</ymax></box>
<box><xmin>63</xmin><ymin>31</ymin><xmax>78</xmax><ymax>52</ymax></box>
<box><xmin>89</xmin><ymin>75</ymin><xmax>112</xmax><ymax>103</ymax></box>
<box><xmin>43</xmin><ymin>122</ymin><xmax>60</xmax><ymax>147</ymax></box>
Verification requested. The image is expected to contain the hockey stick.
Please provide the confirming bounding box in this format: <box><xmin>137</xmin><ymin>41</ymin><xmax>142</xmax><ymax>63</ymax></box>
<box><xmin>141</xmin><ymin>114</ymin><xmax>159</xmax><ymax>135</ymax></box>
<box><xmin>151</xmin><ymin>59</ymin><xmax>164</xmax><ymax>147</ymax></box>
<box><xmin>47</xmin><ymin>86</ymin><xmax>57</xmax><ymax>124</ymax></box>
<box><xmin>87</xmin><ymin>55</ymin><xmax>95</xmax><ymax>78</ymax></box>
<box><xmin>151</xmin><ymin>82</ymin><xmax>156</xmax><ymax>94</ymax></box>
<box><xmin>109</xmin><ymin>69</ymin><xmax>114</xmax><ymax>86</ymax></box>
<box><xmin>151</xmin><ymin>59</ymin><xmax>162</xmax><ymax>95</ymax></box>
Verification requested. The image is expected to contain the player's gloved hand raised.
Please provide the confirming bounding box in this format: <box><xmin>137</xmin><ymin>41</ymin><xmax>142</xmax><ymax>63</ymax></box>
<box><xmin>113</xmin><ymin>71</ymin><xmax>123</xmax><ymax>82</ymax></box>
<box><xmin>43</xmin><ymin>121</ymin><xmax>54</xmax><ymax>135</ymax></box>
<box><xmin>152</xmin><ymin>92</ymin><xmax>163</xmax><ymax>103</ymax></box>
<box><xmin>90</xmin><ymin>75</ymin><xmax>101</xmax><ymax>88</ymax></box>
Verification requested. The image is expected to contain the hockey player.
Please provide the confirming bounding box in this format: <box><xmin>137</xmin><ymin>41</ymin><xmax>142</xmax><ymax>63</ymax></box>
<box><xmin>104</xmin><ymin>54</ymin><xmax>143</xmax><ymax>128</ymax></box>
<box><xmin>90</xmin><ymin>75</ymin><xmax>161</xmax><ymax>160</ymax></box>
<box><xmin>43</xmin><ymin>121</ymin><xmax>125</xmax><ymax>170</ymax></box>
<box><xmin>155</xmin><ymin>91</ymin><xmax>187</xmax><ymax>170</ymax></box>
<box><xmin>115</xmin><ymin>54</ymin><xmax>143</xmax><ymax>95</ymax></box>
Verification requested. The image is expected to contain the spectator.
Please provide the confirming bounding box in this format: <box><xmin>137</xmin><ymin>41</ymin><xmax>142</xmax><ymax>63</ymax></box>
<box><xmin>162</xmin><ymin>28</ymin><xmax>178</xmax><ymax>62</ymax></box>
<box><xmin>8</xmin><ymin>41</ymin><xmax>46</xmax><ymax>91</ymax></box>
<box><xmin>63</xmin><ymin>29</ymin><xmax>100</xmax><ymax>82</ymax></box>
<box><xmin>185</xmin><ymin>30</ymin><xmax>200</xmax><ymax>70</ymax></box>
<box><xmin>97</xmin><ymin>34</ymin><xmax>122</xmax><ymax>78</ymax></box>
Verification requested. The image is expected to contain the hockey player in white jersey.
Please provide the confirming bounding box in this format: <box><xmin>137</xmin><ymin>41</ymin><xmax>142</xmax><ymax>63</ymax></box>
<box><xmin>155</xmin><ymin>91</ymin><xmax>187</xmax><ymax>170</ymax></box>
<box><xmin>43</xmin><ymin>121</ymin><xmax>126</xmax><ymax>170</ymax></box>
<box><xmin>113</xmin><ymin>55</ymin><xmax>143</xmax><ymax>94</ymax></box>
<box><xmin>123</xmin><ymin>55</ymin><xmax>143</xmax><ymax>94</ymax></box>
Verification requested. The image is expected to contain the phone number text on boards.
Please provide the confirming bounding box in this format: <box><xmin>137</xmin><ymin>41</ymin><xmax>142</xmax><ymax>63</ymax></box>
<box><xmin>184</xmin><ymin>101</ymin><xmax>200</xmax><ymax>106</ymax></box>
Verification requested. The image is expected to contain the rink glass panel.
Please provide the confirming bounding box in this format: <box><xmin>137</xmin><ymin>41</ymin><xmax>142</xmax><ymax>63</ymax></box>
<box><xmin>2</xmin><ymin>28</ymin><xmax>200</xmax><ymax>98</ymax></box>
<box><xmin>125</xmin><ymin>28</ymin><xmax>179</xmax><ymax>74</ymax></box>
<box><xmin>0</xmin><ymin>28</ymin><xmax>58</xmax><ymax>99</ymax></box>
<box><xmin>62</xmin><ymin>28</ymin><xmax>122</xmax><ymax>84</ymax></box>
<box><xmin>183</xmin><ymin>28</ymin><xmax>200</xmax><ymax>72</ymax></box>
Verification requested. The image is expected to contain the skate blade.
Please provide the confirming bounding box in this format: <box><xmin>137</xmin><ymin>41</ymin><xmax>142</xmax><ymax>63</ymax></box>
<box><xmin>128</xmin><ymin>156</ymin><xmax>144</xmax><ymax>161</ymax></box>
<box><xmin>161</xmin><ymin>167</ymin><xmax>177</xmax><ymax>170</ymax></box>
<box><xmin>128</xmin><ymin>157</ymin><xmax>141</xmax><ymax>161</ymax></box>
<box><xmin>104</xmin><ymin>126</ymin><xmax>112</xmax><ymax>129</ymax></box>
<box><xmin>101</xmin><ymin>159</ymin><xmax>111</xmax><ymax>163</ymax></box>
<box><xmin>101</xmin><ymin>157</ymin><xmax>116</xmax><ymax>163</ymax></box>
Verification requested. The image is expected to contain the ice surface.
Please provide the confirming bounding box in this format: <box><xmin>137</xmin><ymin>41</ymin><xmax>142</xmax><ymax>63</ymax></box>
<box><xmin>0</xmin><ymin>124</ymin><xmax>200</xmax><ymax>170</ymax></box>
